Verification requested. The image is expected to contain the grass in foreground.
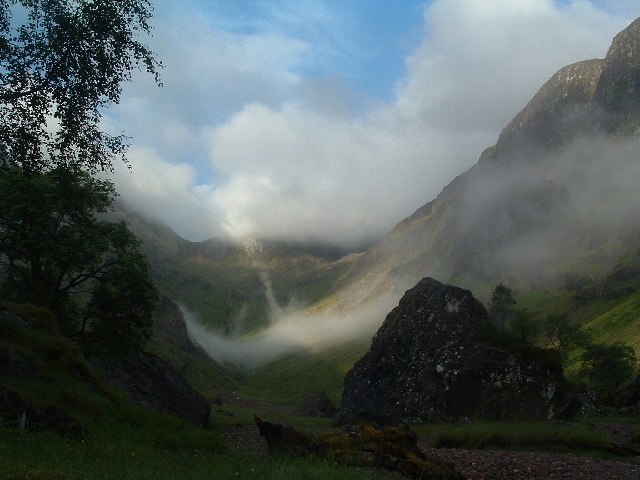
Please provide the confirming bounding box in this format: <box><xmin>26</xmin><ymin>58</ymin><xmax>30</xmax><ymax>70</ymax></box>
<box><xmin>414</xmin><ymin>420</ymin><xmax>627</xmax><ymax>458</ymax></box>
<box><xmin>0</xmin><ymin>412</ymin><xmax>385</xmax><ymax>480</ymax></box>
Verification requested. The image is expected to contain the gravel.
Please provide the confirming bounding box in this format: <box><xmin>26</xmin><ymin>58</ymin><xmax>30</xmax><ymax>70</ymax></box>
<box><xmin>424</xmin><ymin>448</ymin><xmax>640</xmax><ymax>480</ymax></box>
<box><xmin>220</xmin><ymin>424</ymin><xmax>640</xmax><ymax>479</ymax></box>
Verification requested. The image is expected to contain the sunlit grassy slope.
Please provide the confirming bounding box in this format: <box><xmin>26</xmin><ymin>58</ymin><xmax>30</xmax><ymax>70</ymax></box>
<box><xmin>240</xmin><ymin>340</ymin><xmax>369</xmax><ymax>405</ymax></box>
<box><xmin>576</xmin><ymin>290</ymin><xmax>640</xmax><ymax>351</ymax></box>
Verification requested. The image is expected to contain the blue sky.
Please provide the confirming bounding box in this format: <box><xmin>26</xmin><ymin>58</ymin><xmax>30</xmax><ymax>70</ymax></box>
<box><xmin>181</xmin><ymin>0</ymin><xmax>425</xmax><ymax>100</ymax></box>
<box><xmin>107</xmin><ymin>1</ymin><xmax>638</xmax><ymax>247</ymax></box>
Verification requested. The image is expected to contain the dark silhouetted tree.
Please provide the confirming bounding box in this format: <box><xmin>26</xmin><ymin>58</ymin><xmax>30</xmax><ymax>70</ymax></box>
<box><xmin>0</xmin><ymin>167</ymin><xmax>157</xmax><ymax>351</ymax></box>
<box><xmin>489</xmin><ymin>283</ymin><xmax>516</xmax><ymax>333</ymax></box>
<box><xmin>544</xmin><ymin>313</ymin><xmax>591</xmax><ymax>365</ymax></box>
<box><xmin>579</xmin><ymin>342</ymin><xmax>637</xmax><ymax>403</ymax></box>
<box><xmin>0</xmin><ymin>0</ymin><xmax>160</xmax><ymax>173</ymax></box>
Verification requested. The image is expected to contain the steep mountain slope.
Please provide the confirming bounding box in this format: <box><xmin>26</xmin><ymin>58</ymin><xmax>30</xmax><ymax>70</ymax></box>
<box><xmin>114</xmin><ymin>210</ymin><xmax>359</xmax><ymax>335</ymax></box>
<box><xmin>330</xmin><ymin>17</ymin><xmax>640</xmax><ymax>309</ymax></box>
<box><xmin>240</xmin><ymin>18</ymin><xmax>640</xmax><ymax>396</ymax></box>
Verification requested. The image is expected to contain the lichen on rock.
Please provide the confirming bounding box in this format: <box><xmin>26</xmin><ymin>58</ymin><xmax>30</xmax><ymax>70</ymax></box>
<box><xmin>255</xmin><ymin>415</ymin><xmax>465</xmax><ymax>479</ymax></box>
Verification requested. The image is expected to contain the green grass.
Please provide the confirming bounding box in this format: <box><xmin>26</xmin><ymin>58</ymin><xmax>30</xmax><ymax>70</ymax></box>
<box><xmin>414</xmin><ymin>420</ymin><xmax>616</xmax><ymax>456</ymax></box>
<box><xmin>516</xmin><ymin>289</ymin><xmax>576</xmax><ymax>320</ymax></box>
<box><xmin>580</xmin><ymin>290</ymin><xmax>640</xmax><ymax>352</ymax></box>
<box><xmin>240</xmin><ymin>341</ymin><xmax>368</xmax><ymax>405</ymax></box>
<box><xmin>0</xmin><ymin>415</ymin><xmax>384</xmax><ymax>480</ymax></box>
<box><xmin>210</xmin><ymin>403</ymin><xmax>333</xmax><ymax>432</ymax></box>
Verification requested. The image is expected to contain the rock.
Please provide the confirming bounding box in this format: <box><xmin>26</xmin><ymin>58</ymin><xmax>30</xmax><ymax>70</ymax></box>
<box><xmin>148</xmin><ymin>296</ymin><xmax>234</xmax><ymax>392</ymax></box>
<box><xmin>151</xmin><ymin>296</ymin><xmax>195</xmax><ymax>351</ymax></box>
<box><xmin>89</xmin><ymin>351</ymin><xmax>211</xmax><ymax>427</ymax></box>
<box><xmin>254</xmin><ymin>415</ymin><xmax>464</xmax><ymax>479</ymax></box>
<box><xmin>337</xmin><ymin>277</ymin><xmax>577</xmax><ymax>425</ymax></box>
<box><xmin>497</xmin><ymin>59</ymin><xmax>603</xmax><ymax>154</ymax></box>
<box><xmin>594</xmin><ymin>17</ymin><xmax>640</xmax><ymax>133</ymax></box>
<box><xmin>0</xmin><ymin>350</ymin><xmax>37</xmax><ymax>379</ymax></box>
<box><xmin>0</xmin><ymin>308</ymin><xmax>33</xmax><ymax>329</ymax></box>
<box><xmin>0</xmin><ymin>385</ymin><xmax>84</xmax><ymax>438</ymax></box>
<box><xmin>295</xmin><ymin>391</ymin><xmax>337</xmax><ymax>418</ymax></box>
<box><xmin>255</xmin><ymin>415</ymin><xmax>321</xmax><ymax>456</ymax></box>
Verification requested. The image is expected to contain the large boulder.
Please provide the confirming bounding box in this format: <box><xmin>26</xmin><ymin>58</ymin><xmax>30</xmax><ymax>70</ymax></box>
<box><xmin>337</xmin><ymin>278</ymin><xmax>577</xmax><ymax>425</ymax></box>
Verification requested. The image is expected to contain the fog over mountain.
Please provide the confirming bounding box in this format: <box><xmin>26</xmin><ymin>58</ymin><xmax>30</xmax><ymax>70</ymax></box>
<box><xmin>178</xmin><ymin>17</ymin><xmax>640</xmax><ymax>367</ymax></box>
<box><xmin>109</xmin><ymin>1</ymin><xmax>635</xmax><ymax>249</ymax></box>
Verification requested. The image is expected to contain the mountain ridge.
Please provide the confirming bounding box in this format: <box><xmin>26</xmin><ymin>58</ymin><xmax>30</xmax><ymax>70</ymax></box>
<box><xmin>329</xmin><ymin>17</ymin><xmax>640</xmax><ymax>309</ymax></box>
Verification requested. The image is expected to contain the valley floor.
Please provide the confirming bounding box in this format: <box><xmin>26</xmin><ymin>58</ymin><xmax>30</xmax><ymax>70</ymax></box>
<box><xmin>211</xmin><ymin>391</ymin><xmax>640</xmax><ymax>480</ymax></box>
<box><xmin>220</xmin><ymin>423</ymin><xmax>640</xmax><ymax>480</ymax></box>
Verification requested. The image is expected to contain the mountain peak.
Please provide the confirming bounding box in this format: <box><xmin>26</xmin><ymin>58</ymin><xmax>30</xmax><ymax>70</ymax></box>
<box><xmin>594</xmin><ymin>17</ymin><xmax>640</xmax><ymax>133</ymax></box>
<box><xmin>496</xmin><ymin>59</ymin><xmax>603</xmax><ymax>154</ymax></box>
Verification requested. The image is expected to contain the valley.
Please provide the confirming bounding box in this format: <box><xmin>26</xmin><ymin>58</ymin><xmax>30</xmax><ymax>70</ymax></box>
<box><xmin>2</xmin><ymin>8</ymin><xmax>640</xmax><ymax>480</ymax></box>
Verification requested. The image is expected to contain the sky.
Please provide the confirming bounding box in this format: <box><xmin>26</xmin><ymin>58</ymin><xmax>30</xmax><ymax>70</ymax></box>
<box><xmin>105</xmin><ymin>0</ymin><xmax>638</xmax><ymax>249</ymax></box>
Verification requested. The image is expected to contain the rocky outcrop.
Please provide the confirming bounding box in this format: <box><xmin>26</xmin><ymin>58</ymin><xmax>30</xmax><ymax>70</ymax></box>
<box><xmin>497</xmin><ymin>59</ymin><xmax>603</xmax><ymax>154</ymax></box>
<box><xmin>295</xmin><ymin>390</ymin><xmax>337</xmax><ymax>418</ymax></box>
<box><xmin>0</xmin><ymin>350</ymin><xmax>37</xmax><ymax>379</ymax></box>
<box><xmin>594</xmin><ymin>17</ymin><xmax>640</xmax><ymax>133</ymax></box>
<box><xmin>337</xmin><ymin>278</ymin><xmax>577</xmax><ymax>425</ymax></box>
<box><xmin>255</xmin><ymin>415</ymin><xmax>464</xmax><ymax>479</ymax></box>
<box><xmin>148</xmin><ymin>296</ymin><xmax>234</xmax><ymax>391</ymax></box>
<box><xmin>0</xmin><ymin>386</ymin><xmax>84</xmax><ymax>438</ymax></box>
<box><xmin>89</xmin><ymin>351</ymin><xmax>211</xmax><ymax>427</ymax></box>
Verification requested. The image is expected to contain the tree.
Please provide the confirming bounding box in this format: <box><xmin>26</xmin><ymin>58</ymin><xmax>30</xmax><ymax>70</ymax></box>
<box><xmin>0</xmin><ymin>167</ymin><xmax>157</xmax><ymax>350</ymax></box>
<box><xmin>489</xmin><ymin>283</ymin><xmax>516</xmax><ymax>333</ymax></box>
<box><xmin>510</xmin><ymin>309</ymin><xmax>540</xmax><ymax>344</ymax></box>
<box><xmin>579</xmin><ymin>343</ymin><xmax>637</xmax><ymax>403</ymax></box>
<box><xmin>0</xmin><ymin>0</ymin><xmax>160</xmax><ymax>173</ymax></box>
<box><xmin>82</xmin><ymin>227</ymin><xmax>157</xmax><ymax>353</ymax></box>
<box><xmin>544</xmin><ymin>313</ymin><xmax>591</xmax><ymax>365</ymax></box>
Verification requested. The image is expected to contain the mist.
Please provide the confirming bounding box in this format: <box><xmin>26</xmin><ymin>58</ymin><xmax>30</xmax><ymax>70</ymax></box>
<box><xmin>453</xmin><ymin>134</ymin><xmax>640</xmax><ymax>286</ymax></box>
<box><xmin>180</xmin><ymin>133</ymin><xmax>640</xmax><ymax>369</ymax></box>
<box><xmin>181</xmin><ymin>272</ymin><xmax>398</xmax><ymax>368</ymax></box>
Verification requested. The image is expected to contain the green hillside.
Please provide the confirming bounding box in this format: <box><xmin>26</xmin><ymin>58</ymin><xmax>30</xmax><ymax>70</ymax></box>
<box><xmin>118</xmin><ymin>211</ymin><xmax>360</xmax><ymax>334</ymax></box>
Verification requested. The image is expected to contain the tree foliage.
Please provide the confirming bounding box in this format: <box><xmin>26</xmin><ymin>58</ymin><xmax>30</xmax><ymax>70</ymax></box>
<box><xmin>0</xmin><ymin>167</ymin><xmax>157</xmax><ymax>351</ymax></box>
<box><xmin>544</xmin><ymin>313</ymin><xmax>591</xmax><ymax>365</ymax></box>
<box><xmin>0</xmin><ymin>0</ymin><xmax>160</xmax><ymax>173</ymax></box>
<box><xmin>489</xmin><ymin>283</ymin><xmax>517</xmax><ymax>333</ymax></box>
<box><xmin>579</xmin><ymin>342</ymin><xmax>637</xmax><ymax>403</ymax></box>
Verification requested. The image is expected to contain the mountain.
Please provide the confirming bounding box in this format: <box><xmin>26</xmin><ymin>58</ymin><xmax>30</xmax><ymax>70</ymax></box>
<box><xmin>328</xmin><ymin>18</ymin><xmax>640</xmax><ymax>311</ymax></box>
<box><xmin>238</xmin><ymin>18</ymin><xmax>640</xmax><ymax>393</ymax></box>
<box><xmin>113</xmin><ymin>209</ymin><xmax>361</xmax><ymax>335</ymax></box>
<box><xmin>112</xmin><ymin>20</ymin><xmax>640</xmax><ymax>397</ymax></box>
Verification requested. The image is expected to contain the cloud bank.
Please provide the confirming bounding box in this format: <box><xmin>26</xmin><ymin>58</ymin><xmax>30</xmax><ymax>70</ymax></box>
<box><xmin>108</xmin><ymin>0</ymin><xmax>635</xmax><ymax>248</ymax></box>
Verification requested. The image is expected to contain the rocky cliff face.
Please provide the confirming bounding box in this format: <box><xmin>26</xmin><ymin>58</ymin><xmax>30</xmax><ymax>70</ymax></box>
<box><xmin>87</xmin><ymin>296</ymin><xmax>236</xmax><ymax>426</ymax></box>
<box><xmin>594</xmin><ymin>17</ymin><xmax>640</xmax><ymax>133</ymax></box>
<box><xmin>496</xmin><ymin>59</ymin><xmax>603</xmax><ymax>154</ymax></box>
<box><xmin>336</xmin><ymin>278</ymin><xmax>577</xmax><ymax>425</ymax></box>
<box><xmin>147</xmin><ymin>296</ymin><xmax>235</xmax><ymax>397</ymax></box>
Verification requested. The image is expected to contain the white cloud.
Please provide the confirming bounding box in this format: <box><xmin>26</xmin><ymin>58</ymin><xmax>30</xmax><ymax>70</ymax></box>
<box><xmin>110</xmin><ymin>0</ymin><xmax>637</xmax><ymax>246</ymax></box>
<box><xmin>111</xmin><ymin>147</ymin><xmax>219</xmax><ymax>240</ymax></box>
